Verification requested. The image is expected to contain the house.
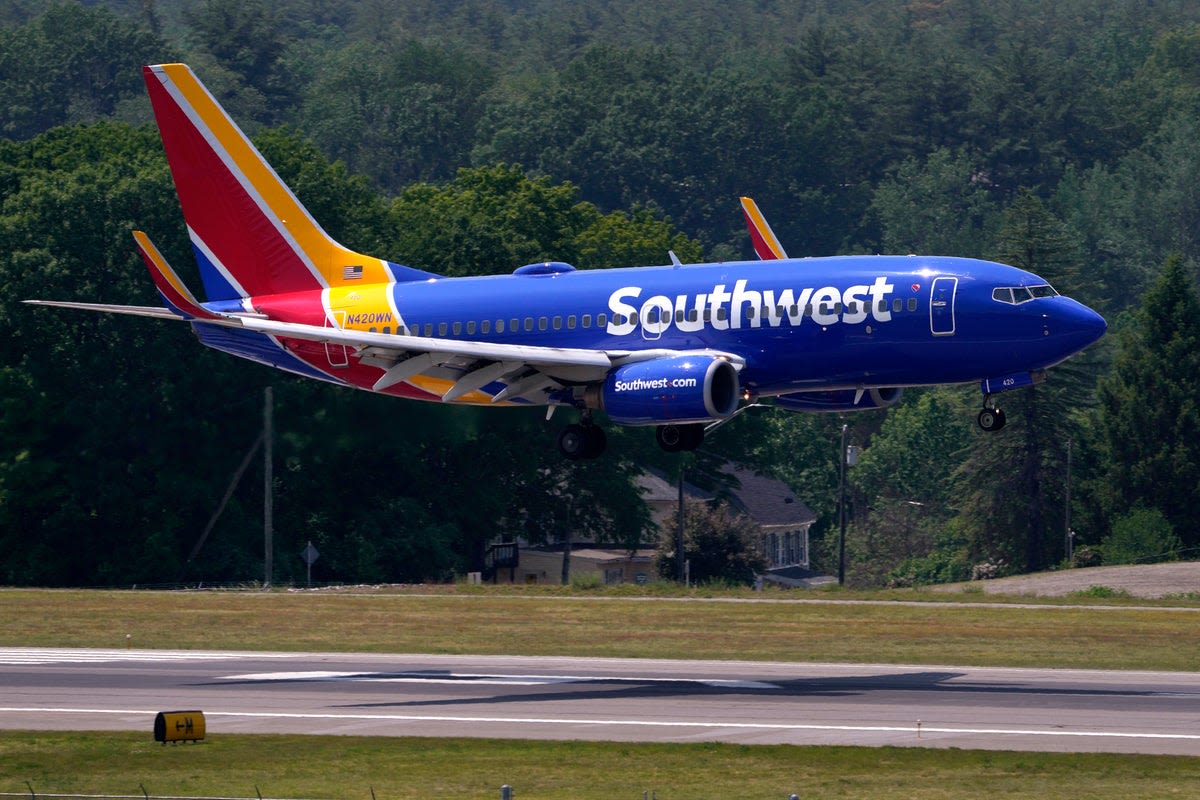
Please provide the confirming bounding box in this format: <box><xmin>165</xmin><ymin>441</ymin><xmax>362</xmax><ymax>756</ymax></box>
<box><xmin>484</xmin><ymin>462</ymin><xmax>818</xmax><ymax>586</ymax></box>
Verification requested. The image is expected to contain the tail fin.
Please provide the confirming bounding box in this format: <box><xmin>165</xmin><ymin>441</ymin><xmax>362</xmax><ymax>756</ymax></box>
<box><xmin>142</xmin><ymin>63</ymin><xmax>434</xmax><ymax>302</ymax></box>
<box><xmin>739</xmin><ymin>196</ymin><xmax>788</xmax><ymax>260</ymax></box>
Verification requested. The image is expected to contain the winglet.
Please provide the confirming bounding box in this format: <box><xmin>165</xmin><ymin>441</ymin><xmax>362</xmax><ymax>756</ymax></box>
<box><xmin>740</xmin><ymin>196</ymin><xmax>788</xmax><ymax>260</ymax></box>
<box><xmin>133</xmin><ymin>230</ymin><xmax>221</xmax><ymax>320</ymax></box>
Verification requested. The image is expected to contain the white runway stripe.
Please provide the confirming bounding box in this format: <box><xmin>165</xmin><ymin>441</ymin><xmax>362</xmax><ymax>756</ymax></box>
<box><xmin>2</xmin><ymin>706</ymin><xmax>1199</xmax><ymax>742</ymax></box>
<box><xmin>218</xmin><ymin>670</ymin><xmax>779</xmax><ymax>689</ymax></box>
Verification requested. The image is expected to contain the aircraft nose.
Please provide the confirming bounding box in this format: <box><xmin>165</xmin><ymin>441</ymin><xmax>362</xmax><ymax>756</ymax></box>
<box><xmin>1052</xmin><ymin>299</ymin><xmax>1107</xmax><ymax>352</ymax></box>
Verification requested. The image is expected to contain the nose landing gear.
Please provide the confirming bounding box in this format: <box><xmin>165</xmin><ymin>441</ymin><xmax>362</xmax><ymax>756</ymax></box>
<box><xmin>977</xmin><ymin>401</ymin><xmax>1007</xmax><ymax>432</ymax></box>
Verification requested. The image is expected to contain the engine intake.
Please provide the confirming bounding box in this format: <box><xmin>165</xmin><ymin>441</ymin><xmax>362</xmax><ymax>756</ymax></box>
<box><xmin>588</xmin><ymin>355</ymin><xmax>740</xmax><ymax>425</ymax></box>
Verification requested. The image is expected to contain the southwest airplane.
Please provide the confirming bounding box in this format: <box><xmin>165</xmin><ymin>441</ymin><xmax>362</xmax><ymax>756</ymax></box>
<box><xmin>26</xmin><ymin>64</ymin><xmax>1106</xmax><ymax>459</ymax></box>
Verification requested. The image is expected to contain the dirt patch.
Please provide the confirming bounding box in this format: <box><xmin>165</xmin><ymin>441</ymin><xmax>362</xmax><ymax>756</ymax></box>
<box><xmin>935</xmin><ymin>561</ymin><xmax>1200</xmax><ymax>599</ymax></box>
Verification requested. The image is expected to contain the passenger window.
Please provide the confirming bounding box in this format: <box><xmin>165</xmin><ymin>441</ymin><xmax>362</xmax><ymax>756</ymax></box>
<box><xmin>538</xmin><ymin>317</ymin><xmax>547</xmax><ymax>331</ymax></box>
<box><xmin>892</xmin><ymin>299</ymin><xmax>902</xmax><ymax>313</ymax></box>
<box><xmin>524</xmin><ymin>317</ymin><xmax>534</xmax><ymax>332</ymax></box>
<box><xmin>382</xmin><ymin>326</ymin><xmax>390</xmax><ymax>334</ymax></box>
<box><xmin>423</xmin><ymin>323</ymin><xmax>432</xmax><ymax>337</ymax></box>
<box><xmin>482</xmin><ymin>320</ymin><xmax>491</xmax><ymax>334</ymax></box>
<box><xmin>717</xmin><ymin>307</ymin><xmax>728</xmax><ymax>322</ymax></box>
<box><xmin>368</xmin><ymin>327</ymin><xmax>377</xmax><ymax>333</ymax></box>
<box><xmin>552</xmin><ymin>315</ymin><xmax>562</xmax><ymax>330</ymax></box>
<box><xmin>510</xmin><ymin>318</ymin><xmax>518</xmax><ymax>331</ymax></box>
<box><xmin>746</xmin><ymin>307</ymin><xmax>756</xmax><ymax>320</ymax></box>
<box><xmin>495</xmin><ymin>319</ymin><xmax>504</xmax><ymax>333</ymax></box>
<box><xmin>452</xmin><ymin>322</ymin><xmax>462</xmax><ymax>335</ymax></box>
<box><xmin>567</xmin><ymin>315</ymin><xmax>576</xmax><ymax>329</ymax></box>
<box><xmin>688</xmin><ymin>308</ymin><xmax>699</xmax><ymax>322</ymax></box>
<box><xmin>466</xmin><ymin>321</ymin><xmax>475</xmax><ymax>334</ymax></box>
<box><xmin>438</xmin><ymin>322</ymin><xmax>448</xmax><ymax>336</ymax></box>
<box><xmin>582</xmin><ymin>313</ymin><xmax>592</xmax><ymax>328</ymax></box>
<box><xmin>908</xmin><ymin>298</ymin><xmax>918</xmax><ymax>312</ymax></box>
<box><xmin>597</xmin><ymin>313</ymin><xmax>608</xmax><ymax>328</ymax></box>
<box><xmin>877</xmin><ymin>300</ymin><xmax>887</xmax><ymax>313</ymax></box>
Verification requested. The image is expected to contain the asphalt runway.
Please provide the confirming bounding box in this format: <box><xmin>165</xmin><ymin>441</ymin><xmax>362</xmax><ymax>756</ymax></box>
<box><xmin>1</xmin><ymin>648</ymin><xmax>1199</xmax><ymax>755</ymax></box>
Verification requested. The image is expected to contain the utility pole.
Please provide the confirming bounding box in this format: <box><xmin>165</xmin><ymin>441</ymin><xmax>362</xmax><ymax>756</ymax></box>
<box><xmin>838</xmin><ymin>424</ymin><xmax>848</xmax><ymax>586</ymax></box>
<box><xmin>263</xmin><ymin>387</ymin><xmax>273</xmax><ymax>588</ymax></box>
<box><xmin>677</xmin><ymin>466</ymin><xmax>685</xmax><ymax>583</ymax></box>
<box><xmin>1064</xmin><ymin>438</ymin><xmax>1073</xmax><ymax>565</ymax></box>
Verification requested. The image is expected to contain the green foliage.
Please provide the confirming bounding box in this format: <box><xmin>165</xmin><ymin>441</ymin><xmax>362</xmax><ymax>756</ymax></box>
<box><xmin>1102</xmin><ymin>508</ymin><xmax>1181</xmax><ymax>566</ymax></box>
<box><xmin>656</xmin><ymin>501</ymin><xmax>766</xmax><ymax>586</ymax></box>
<box><xmin>6</xmin><ymin>0</ymin><xmax>1200</xmax><ymax>586</ymax></box>
<box><xmin>1082</xmin><ymin>255</ymin><xmax>1200</xmax><ymax>549</ymax></box>
<box><xmin>0</xmin><ymin>3</ymin><xmax>171</xmax><ymax>139</ymax></box>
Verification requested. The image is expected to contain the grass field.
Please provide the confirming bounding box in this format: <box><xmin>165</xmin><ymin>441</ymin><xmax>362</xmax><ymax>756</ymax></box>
<box><xmin>2</xmin><ymin>586</ymin><xmax>1199</xmax><ymax>799</ymax></box>
<box><xmin>4</xmin><ymin>732</ymin><xmax>1200</xmax><ymax>800</ymax></box>
<box><xmin>1</xmin><ymin>586</ymin><xmax>1198</xmax><ymax>671</ymax></box>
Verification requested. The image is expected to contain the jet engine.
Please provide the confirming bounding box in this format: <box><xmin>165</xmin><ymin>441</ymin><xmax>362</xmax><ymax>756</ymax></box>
<box><xmin>587</xmin><ymin>355</ymin><xmax>740</xmax><ymax>425</ymax></box>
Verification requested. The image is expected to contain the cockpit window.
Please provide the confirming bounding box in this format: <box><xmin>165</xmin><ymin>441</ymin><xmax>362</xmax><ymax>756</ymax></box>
<box><xmin>992</xmin><ymin>284</ymin><xmax>1058</xmax><ymax>304</ymax></box>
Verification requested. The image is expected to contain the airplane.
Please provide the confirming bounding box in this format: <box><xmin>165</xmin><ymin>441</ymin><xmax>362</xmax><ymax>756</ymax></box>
<box><xmin>25</xmin><ymin>64</ymin><xmax>1107</xmax><ymax>460</ymax></box>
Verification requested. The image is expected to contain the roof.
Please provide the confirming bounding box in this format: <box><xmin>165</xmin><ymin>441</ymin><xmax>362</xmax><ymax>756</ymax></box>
<box><xmin>719</xmin><ymin>464</ymin><xmax>817</xmax><ymax>528</ymax></box>
<box><xmin>635</xmin><ymin>467</ymin><xmax>715</xmax><ymax>504</ymax></box>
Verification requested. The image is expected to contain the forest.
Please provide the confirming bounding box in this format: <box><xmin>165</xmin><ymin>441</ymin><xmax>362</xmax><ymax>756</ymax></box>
<box><xmin>3</xmin><ymin>0</ymin><xmax>1200</xmax><ymax>587</ymax></box>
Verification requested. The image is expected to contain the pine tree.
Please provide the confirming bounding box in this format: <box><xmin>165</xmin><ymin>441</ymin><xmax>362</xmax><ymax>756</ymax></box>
<box><xmin>1083</xmin><ymin>254</ymin><xmax>1200</xmax><ymax>548</ymax></box>
<box><xmin>955</xmin><ymin>191</ymin><xmax>1096</xmax><ymax>572</ymax></box>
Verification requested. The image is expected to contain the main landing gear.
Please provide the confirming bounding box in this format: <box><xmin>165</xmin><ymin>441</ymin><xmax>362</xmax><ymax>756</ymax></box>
<box><xmin>655</xmin><ymin>423</ymin><xmax>705</xmax><ymax>453</ymax></box>
<box><xmin>977</xmin><ymin>398</ymin><xmax>1007</xmax><ymax>432</ymax></box>
<box><xmin>555</xmin><ymin>420</ymin><xmax>706</xmax><ymax>459</ymax></box>
<box><xmin>557</xmin><ymin>421</ymin><xmax>607</xmax><ymax>460</ymax></box>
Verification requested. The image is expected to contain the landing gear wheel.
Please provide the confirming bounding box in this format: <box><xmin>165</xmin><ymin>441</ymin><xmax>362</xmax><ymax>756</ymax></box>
<box><xmin>655</xmin><ymin>423</ymin><xmax>705</xmax><ymax>453</ymax></box>
<box><xmin>977</xmin><ymin>407</ymin><xmax>1007</xmax><ymax>432</ymax></box>
<box><xmin>558</xmin><ymin>423</ymin><xmax>607</xmax><ymax>460</ymax></box>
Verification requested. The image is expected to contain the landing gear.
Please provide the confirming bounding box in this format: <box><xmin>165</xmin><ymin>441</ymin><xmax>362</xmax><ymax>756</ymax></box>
<box><xmin>977</xmin><ymin>406</ymin><xmax>1007</xmax><ymax>432</ymax></box>
<box><xmin>655</xmin><ymin>423</ymin><xmax>705</xmax><ymax>453</ymax></box>
<box><xmin>558</xmin><ymin>422</ymin><xmax>607</xmax><ymax>460</ymax></box>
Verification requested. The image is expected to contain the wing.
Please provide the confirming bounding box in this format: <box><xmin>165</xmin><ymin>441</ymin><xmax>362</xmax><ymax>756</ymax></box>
<box><xmin>25</xmin><ymin>233</ymin><xmax>743</xmax><ymax>406</ymax></box>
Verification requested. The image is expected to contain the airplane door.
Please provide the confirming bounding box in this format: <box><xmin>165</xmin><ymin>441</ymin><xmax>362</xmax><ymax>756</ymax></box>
<box><xmin>930</xmin><ymin>277</ymin><xmax>957</xmax><ymax>336</ymax></box>
<box><xmin>325</xmin><ymin>310</ymin><xmax>350</xmax><ymax>367</ymax></box>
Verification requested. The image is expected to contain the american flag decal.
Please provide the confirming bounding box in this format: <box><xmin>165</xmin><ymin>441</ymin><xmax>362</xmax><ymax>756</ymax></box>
<box><xmin>343</xmin><ymin>265</ymin><xmax>364</xmax><ymax>280</ymax></box>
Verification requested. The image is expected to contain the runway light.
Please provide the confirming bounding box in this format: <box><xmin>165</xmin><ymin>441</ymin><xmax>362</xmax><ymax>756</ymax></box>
<box><xmin>154</xmin><ymin>710</ymin><xmax>206</xmax><ymax>744</ymax></box>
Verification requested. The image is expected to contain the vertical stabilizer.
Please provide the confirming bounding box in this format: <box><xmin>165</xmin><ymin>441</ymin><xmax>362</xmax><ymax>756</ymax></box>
<box><xmin>142</xmin><ymin>63</ymin><xmax>406</xmax><ymax>301</ymax></box>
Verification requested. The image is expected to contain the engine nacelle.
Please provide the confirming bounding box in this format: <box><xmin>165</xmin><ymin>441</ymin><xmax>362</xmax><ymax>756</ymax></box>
<box><xmin>775</xmin><ymin>387</ymin><xmax>903</xmax><ymax>413</ymax></box>
<box><xmin>588</xmin><ymin>355</ymin><xmax>740</xmax><ymax>425</ymax></box>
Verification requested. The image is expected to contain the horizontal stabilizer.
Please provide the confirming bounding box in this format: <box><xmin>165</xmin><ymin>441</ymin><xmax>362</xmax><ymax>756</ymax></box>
<box><xmin>133</xmin><ymin>230</ymin><xmax>221</xmax><ymax>320</ymax></box>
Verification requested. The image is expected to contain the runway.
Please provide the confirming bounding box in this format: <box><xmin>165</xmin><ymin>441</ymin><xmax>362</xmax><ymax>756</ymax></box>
<box><xmin>1</xmin><ymin>648</ymin><xmax>1199</xmax><ymax>755</ymax></box>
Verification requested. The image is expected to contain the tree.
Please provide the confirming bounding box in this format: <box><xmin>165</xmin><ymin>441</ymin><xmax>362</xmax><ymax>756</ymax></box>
<box><xmin>0</xmin><ymin>3</ymin><xmax>170</xmax><ymax>139</ymax></box>
<box><xmin>954</xmin><ymin>191</ymin><xmax>1097</xmax><ymax>572</ymax></box>
<box><xmin>655</xmin><ymin>501</ymin><xmax>765</xmax><ymax>586</ymax></box>
<box><xmin>1081</xmin><ymin>254</ymin><xmax>1200</xmax><ymax>550</ymax></box>
<box><xmin>846</xmin><ymin>390</ymin><xmax>970</xmax><ymax>586</ymax></box>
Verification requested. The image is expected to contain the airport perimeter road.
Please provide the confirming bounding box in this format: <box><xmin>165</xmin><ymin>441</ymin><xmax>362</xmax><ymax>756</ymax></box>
<box><xmin>1</xmin><ymin>648</ymin><xmax>1199</xmax><ymax>755</ymax></box>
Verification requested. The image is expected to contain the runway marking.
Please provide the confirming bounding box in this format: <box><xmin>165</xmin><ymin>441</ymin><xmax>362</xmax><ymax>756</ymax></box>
<box><xmin>218</xmin><ymin>670</ymin><xmax>779</xmax><ymax>690</ymax></box>
<box><xmin>3</xmin><ymin>706</ymin><xmax>1199</xmax><ymax>742</ymax></box>
<box><xmin>0</xmin><ymin>648</ymin><xmax>297</xmax><ymax>665</ymax></box>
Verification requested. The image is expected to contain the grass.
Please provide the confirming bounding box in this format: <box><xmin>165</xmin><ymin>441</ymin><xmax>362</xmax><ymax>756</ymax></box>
<box><xmin>3</xmin><ymin>588</ymin><xmax>1200</xmax><ymax>798</ymax></box>
<box><xmin>0</xmin><ymin>586</ymin><xmax>1199</xmax><ymax>670</ymax></box>
<box><xmin>3</xmin><ymin>732</ymin><xmax>1200</xmax><ymax>800</ymax></box>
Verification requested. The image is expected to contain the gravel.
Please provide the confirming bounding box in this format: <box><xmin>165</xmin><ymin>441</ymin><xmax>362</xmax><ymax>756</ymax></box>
<box><xmin>937</xmin><ymin>561</ymin><xmax>1200</xmax><ymax>599</ymax></box>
